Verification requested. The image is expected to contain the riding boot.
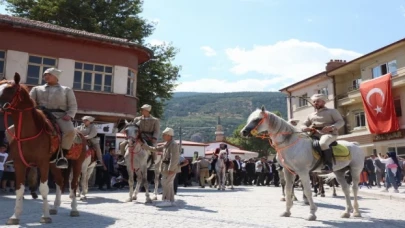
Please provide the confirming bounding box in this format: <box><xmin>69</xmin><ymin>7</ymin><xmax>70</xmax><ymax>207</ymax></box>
<box><xmin>56</xmin><ymin>149</ymin><xmax>69</xmax><ymax>169</ymax></box>
<box><xmin>321</xmin><ymin>148</ymin><xmax>333</xmax><ymax>172</ymax></box>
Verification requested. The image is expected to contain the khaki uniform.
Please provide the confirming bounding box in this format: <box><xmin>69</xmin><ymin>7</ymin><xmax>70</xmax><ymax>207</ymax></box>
<box><xmin>119</xmin><ymin>115</ymin><xmax>160</xmax><ymax>155</ymax></box>
<box><xmin>301</xmin><ymin>107</ymin><xmax>344</xmax><ymax>150</ymax></box>
<box><xmin>7</xmin><ymin>84</ymin><xmax>77</xmax><ymax>150</ymax></box>
<box><xmin>143</xmin><ymin>139</ymin><xmax>179</xmax><ymax>202</ymax></box>
<box><xmin>76</xmin><ymin>123</ymin><xmax>102</xmax><ymax>161</ymax></box>
<box><xmin>196</xmin><ymin>159</ymin><xmax>210</xmax><ymax>187</ymax></box>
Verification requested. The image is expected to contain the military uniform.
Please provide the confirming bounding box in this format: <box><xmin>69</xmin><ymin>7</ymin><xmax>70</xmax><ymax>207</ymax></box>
<box><xmin>142</xmin><ymin>128</ymin><xmax>179</xmax><ymax>206</ymax></box>
<box><xmin>301</xmin><ymin>94</ymin><xmax>344</xmax><ymax>171</ymax></box>
<box><xmin>195</xmin><ymin>157</ymin><xmax>210</xmax><ymax>187</ymax></box>
<box><xmin>76</xmin><ymin>116</ymin><xmax>103</xmax><ymax>163</ymax></box>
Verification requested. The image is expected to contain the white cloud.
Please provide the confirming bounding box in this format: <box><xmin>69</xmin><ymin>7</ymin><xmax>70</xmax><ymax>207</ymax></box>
<box><xmin>200</xmin><ymin>46</ymin><xmax>217</xmax><ymax>57</ymax></box>
<box><xmin>175</xmin><ymin>77</ymin><xmax>285</xmax><ymax>92</ymax></box>
<box><xmin>225</xmin><ymin>39</ymin><xmax>362</xmax><ymax>82</ymax></box>
<box><xmin>148</xmin><ymin>39</ymin><xmax>166</xmax><ymax>46</ymax></box>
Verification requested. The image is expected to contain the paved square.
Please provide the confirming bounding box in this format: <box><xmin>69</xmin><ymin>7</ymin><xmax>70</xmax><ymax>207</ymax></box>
<box><xmin>0</xmin><ymin>186</ymin><xmax>404</xmax><ymax>228</ymax></box>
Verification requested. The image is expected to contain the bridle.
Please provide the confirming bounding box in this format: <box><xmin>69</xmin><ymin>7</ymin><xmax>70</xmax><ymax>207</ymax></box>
<box><xmin>2</xmin><ymin>83</ymin><xmax>48</xmax><ymax>167</ymax></box>
<box><xmin>125</xmin><ymin>125</ymin><xmax>142</xmax><ymax>172</ymax></box>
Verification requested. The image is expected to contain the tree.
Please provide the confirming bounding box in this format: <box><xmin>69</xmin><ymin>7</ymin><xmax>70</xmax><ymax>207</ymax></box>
<box><xmin>5</xmin><ymin>0</ymin><xmax>181</xmax><ymax>118</ymax></box>
<box><xmin>227</xmin><ymin>124</ymin><xmax>276</xmax><ymax>158</ymax></box>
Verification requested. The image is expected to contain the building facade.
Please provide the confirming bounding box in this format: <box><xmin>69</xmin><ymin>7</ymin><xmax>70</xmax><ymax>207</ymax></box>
<box><xmin>280</xmin><ymin>39</ymin><xmax>405</xmax><ymax>157</ymax></box>
<box><xmin>329</xmin><ymin>39</ymin><xmax>405</xmax><ymax>157</ymax></box>
<box><xmin>0</xmin><ymin>14</ymin><xmax>152</xmax><ymax>153</ymax></box>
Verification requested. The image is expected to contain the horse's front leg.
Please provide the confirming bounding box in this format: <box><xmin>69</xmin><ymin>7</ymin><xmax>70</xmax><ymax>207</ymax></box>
<box><xmin>221</xmin><ymin>170</ymin><xmax>226</xmax><ymax>190</ymax></box>
<box><xmin>280</xmin><ymin>170</ymin><xmax>295</xmax><ymax>218</ymax></box>
<box><xmin>49</xmin><ymin>164</ymin><xmax>63</xmax><ymax>216</ymax></box>
<box><xmin>230</xmin><ymin>170</ymin><xmax>234</xmax><ymax>190</ymax></box>
<box><xmin>126</xmin><ymin>168</ymin><xmax>135</xmax><ymax>202</ymax></box>
<box><xmin>332</xmin><ymin>180</ymin><xmax>337</xmax><ymax>197</ymax></box>
<box><xmin>299</xmin><ymin>173</ymin><xmax>317</xmax><ymax>221</ymax></box>
<box><xmin>140</xmin><ymin>169</ymin><xmax>152</xmax><ymax>203</ymax></box>
<box><xmin>7</xmin><ymin>165</ymin><xmax>26</xmax><ymax>225</ymax></box>
<box><xmin>153</xmin><ymin>169</ymin><xmax>160</xmax><ymax>200</ymax></box>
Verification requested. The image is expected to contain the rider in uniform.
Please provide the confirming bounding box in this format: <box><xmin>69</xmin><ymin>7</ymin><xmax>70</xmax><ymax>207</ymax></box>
<box><xmin>219</xmin><ymin>143</ymin><xmax>231</xmax><ymax>171</ymax></box>
<box><xmin>119</xmin><ymin>104</ymin><xmax>160</xmax><ymax>166</ymax></box>
<box><xmin>300</xmin><ymin>94</ymin><xmax>344</xmax><ymax>172</ymax></box>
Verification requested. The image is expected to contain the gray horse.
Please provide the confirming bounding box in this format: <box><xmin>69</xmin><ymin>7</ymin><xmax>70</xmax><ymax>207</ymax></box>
<box><xmin>123</xmin><ymin>121</ymin><xmax>152</xmax><ymax>203</ymax></box>
<box><xmin>241</xmin><ymin>106</ymin><xmax>364</xmax><ymax>221</ymax></box>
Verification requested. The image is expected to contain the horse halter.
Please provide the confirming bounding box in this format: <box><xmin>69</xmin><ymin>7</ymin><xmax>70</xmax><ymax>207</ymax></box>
<box><xmin>1</xmin><ymin>84</ymin><xmax>31</xmax><ymax>112</ymax></box>
<box><xmin>251</xmin><ymin>112</ymin><xmax>270</xmax><ymax>139</ymax></box>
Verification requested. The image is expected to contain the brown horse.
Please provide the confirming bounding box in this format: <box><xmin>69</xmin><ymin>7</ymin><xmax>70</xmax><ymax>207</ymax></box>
<box><xmin>0</xmin><ymin>73</ymin><xmax>87</xmax><ymax>225</ymax></box>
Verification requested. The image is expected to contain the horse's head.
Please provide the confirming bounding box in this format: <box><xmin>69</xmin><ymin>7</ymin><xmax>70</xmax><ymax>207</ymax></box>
<box><xmin>0</xmin><ymin>73</ymin><xmax>24</xmax><ymax>110</ymax></box>
<box><xmin>123</xmin><ymin>119</ymin><xmax>140</xmax><ymax>145</ymax></box>
<box><xmin>240</xmin><ymin>105</ymin><xmax>271</xmax><ymax>138</ymax></box>
<box><xmin>218</xmin><ymin>150</ymin><xmax>227</xmax><ymax>160</ymax></box>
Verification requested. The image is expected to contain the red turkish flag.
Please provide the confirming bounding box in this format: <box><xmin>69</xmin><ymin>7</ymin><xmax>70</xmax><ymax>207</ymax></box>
<box><xmin>359</xmin><ymin>73</ymin><xmax>399</xmax><ymax>134</ymax></box>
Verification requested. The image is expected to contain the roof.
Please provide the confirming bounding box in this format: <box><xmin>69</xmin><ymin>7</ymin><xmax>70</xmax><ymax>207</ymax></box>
<box><xmin>205</xmin><ymin>140</ymin><xmax>242</xmax><ymax>149</ymax></box>
<box><xmin>158</xmin><ymin>140</ymin><xmax>209</xmax><ymax>147</ymax></box>
<box><xmin>0</xmin><ymin>14</ymin><xmax>153</xmax><ymax>63</ymax></box>
<box><xmin>328</xmin><ymin>37</ymin><xmax>405</xmax><ymax>75</ymax></box>
<box><xmin>278</xmin><ymin>71</ymin><xmax>326</xmax><ymax>92</ymax></box>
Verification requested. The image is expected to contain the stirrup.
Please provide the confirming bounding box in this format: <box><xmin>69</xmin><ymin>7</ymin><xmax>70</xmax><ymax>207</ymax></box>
<box><xmin>56</xmin><ymin>158</ymin><xmax>68</xmax><ymax>169</ymax></box>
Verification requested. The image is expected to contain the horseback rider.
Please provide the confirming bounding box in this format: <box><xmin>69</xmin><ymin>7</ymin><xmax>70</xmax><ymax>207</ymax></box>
<box><xmin>29</xmin><ymin>68</ymin><xmax>78</xmax><ymax>169</ymax></box>
<box><xmin>300</xmin><ymin>93</ymin><xmax>344</xmax><ymax>172</ymax></box>
<box><xmin>219</xmin><ymin>143</ymin><xmax>231</xmax><ymax>171</ymax></box>
<box><xmin>119</xmin><ymin>104</ymin><xmax>160</xmax><ymax>166</ymax></box>
<box><xmin>76</xmin><ymin>116</ymin><xmax>105</xmax><ymax>168</ymax></box>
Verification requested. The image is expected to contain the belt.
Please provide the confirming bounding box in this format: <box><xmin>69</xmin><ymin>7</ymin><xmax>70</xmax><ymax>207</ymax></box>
<box><xmin>162</xmin><ymin>161</ymin><xmax>170</xmax><ymax>164</ymax></box>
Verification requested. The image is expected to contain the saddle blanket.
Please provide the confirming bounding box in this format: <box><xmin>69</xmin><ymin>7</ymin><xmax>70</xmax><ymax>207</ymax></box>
<box><xmin>312</xmin><ymin>144</ymin><xmax>351</xmax><ymax>162</ymax></box>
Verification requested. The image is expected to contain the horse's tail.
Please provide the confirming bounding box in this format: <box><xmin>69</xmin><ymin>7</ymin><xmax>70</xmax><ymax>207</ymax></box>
<box><xmin>27</xmin><ymin>167</ymin><xmax>38</xmax><ymax>192</ymax></box>
<box><xmin>318</xmin><ymin>172</ymin><xmax>336</xmax><ymax>183</ymax></box>
<box><xmin>206</xmin><ymin>173</ymin><xmax>216</xmax><ymax>181</ymax></box>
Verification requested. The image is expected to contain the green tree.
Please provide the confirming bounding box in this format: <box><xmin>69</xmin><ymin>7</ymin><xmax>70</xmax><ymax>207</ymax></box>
<box><xmin>227</xmin><ymin>124</ymin><xmax>276</xmax><ymax>158</ymax></box>
<box><xmin>5</xmin><ymin>0</ymin><xmax>181</xmax><ymax>118</ymax></box>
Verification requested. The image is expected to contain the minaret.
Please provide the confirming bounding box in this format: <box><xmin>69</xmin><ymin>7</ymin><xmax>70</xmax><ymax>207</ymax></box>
<box><xmin>215</xmin><ymin>116</ymin><xmax>225</xmax><ymax>142</ymax></box>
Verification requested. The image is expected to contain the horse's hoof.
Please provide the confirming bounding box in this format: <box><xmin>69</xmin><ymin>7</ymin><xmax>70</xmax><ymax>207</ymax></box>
<box><xmin>132</xmin><ymin>196</ymin><xmax>137</xmax><ymax>201</ymax></box>
<box><xmin>313</xmin><ymin>194</ymin><xmax>317</xmax><ymax>197</ymax></box>
<box><xmin>80</xmin><ymin>196</ymin><xmax>87</xmax><ymax>201</ymax></box>
<box><xmin>70</xmin><ymin>211</ymin><xmax>80</xmax><ymax>217</ymax></box>
<box><xmin>40</xmin><ymin>217</ymin><xmax>52</xmax><ymax>224</ymax></box>
<box><xmin>31</xmin><ymin>192</ymin><xmax>38</xmax><ymax>199</ymax></box>
<box><xmin>353</xmin><ymin>212</ymin><xmax>362</xmax><ymax>218</ymax></box>
<box><xmin>307</xmin><ymin>214</ymin><xmax>317</xmax><ymax>221</ymax></box>
<box><xmin>6</xmin><ymin>218</ymin><xmax>19</xmax><ymax>225</ymax></box>
<box><xmin>231</xmin><ymin>187</ymin><xmax>234</xmax><ymax>190</ymax></box>
<box><xmin>145</xmin><ymin>198</ymin><xmax>152</xmax><ymax>204</ymax></box>
<box><xmin>153</xmin><ymin>196</ymin><xmax>158</xmax><ymax>201</ymax></box>
<box><xmin>321</xmin><ymin>194</ymin><xmax>325</xmax><ymax>198</ymax></box>
<box><xmin>280</xmin><ymin>197</ymin><xmax>286</xmax><ymax>201</ymax></box>
<box><xmin>76</xmin><ymin>193</ymin><xmax>80</xmax><ymax>197</ymax></box>
<box><xmin>222</xmin><ymin>188</ymin><xmax>225</xmax><ymax>191</ymax></box>
<box><xmin>49</xmin><ymin>209</ymin><xmax>58</xmax><ymax>215</ymax></box>
<box><xmin>280</xmin><ymin>211</ymin><xmax>291</xmax><ymax>217</ymax></box>
<box><xmin>341</xmin><ymin>212</ymin><xmax>350</xmax><ymax>218</ymax></box>
<box><xmin>333</xmin><ymin>193</ymin><xmax>337</xmax><ymax>197</ymax></box>
<box><xmin>125</xmin><ymin>198</ymin><xmax>133</xmax><ymax>203</ymax></box>
<box><xmin>217</xmin><ymin>188</ymin><xmax>221</xmax><ymax>190</ymax></box>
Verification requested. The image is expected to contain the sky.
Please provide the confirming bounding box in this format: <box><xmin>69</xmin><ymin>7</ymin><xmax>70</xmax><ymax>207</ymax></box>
<box><xmin>2</xmin><ymin>0</ymin><xmax>405</xmax><ymax>92</ymax></box>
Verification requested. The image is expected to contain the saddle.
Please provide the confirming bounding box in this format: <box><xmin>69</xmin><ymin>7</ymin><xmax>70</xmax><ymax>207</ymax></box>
<box><xmin>310</xmin><ymin>136</ymin><xmax>350</xmax><ymax>162</ymax></box>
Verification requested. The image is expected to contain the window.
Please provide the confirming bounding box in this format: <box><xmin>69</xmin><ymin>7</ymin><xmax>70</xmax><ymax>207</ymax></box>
<box><xmin>351</xmin><ymin>78</ymin><xmax>362</xmax><ymax>91</ymax></box>
<box><xmin>372</xmin><ymin>60</ymin><xmax>397</xmax><ymax>78</ymax></box>
<box><xmin>74</xmin><ymin>62</ymin><xmax>113</xmax><ymax>92</ymax></box>
<box><xmin>317</xmin><ymin>87</ymin><xmax>328</xmax><ymax>96</ymax></box>
<box><xmin>0</xmin><ymin>51</ymin><xmax>5</xmax><ymax>79</ymax></box>
<box><xmin>127</xmin><ymin>69</ymin><xmax>136</xmax><ymax>96</ymax></box>
<box><xmin>394</xmin><ymin>98</ymin><xmax>402</xmax><ymax>117</ymax></box>
<box><xmin>298</xmin><ymin>93</ymin><xmax>308</xmax><ymax>107</ymax></box>
<box><xmin>26</xmin><ymin>55</ymin><xmax>57</xmax><ymax>85</ymax></box>
<box><xmin>354</xmin><ymin>111</ymin><xmax>366</xmax><ymax>127</ymax></box>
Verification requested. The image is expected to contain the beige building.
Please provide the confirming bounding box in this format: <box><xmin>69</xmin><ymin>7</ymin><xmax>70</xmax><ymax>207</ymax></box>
<box><xmin>329</xmin><ymin>38</ymin><xmax>405</xmax><ymax>157</ymax></box>
<box><xmin>281</xmin><ymin>39</ymin><xmax>405</xmax><ymax>158</ymax></box>
<box><xmin>279</xmin><ymin>60</ymin><xmax>346</xmax><ymax>123</ymax></box>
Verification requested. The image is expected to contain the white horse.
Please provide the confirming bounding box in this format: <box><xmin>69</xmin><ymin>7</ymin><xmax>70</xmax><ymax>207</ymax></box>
<box><xmin>123</xmin><ymin>121</ymin><xmax>152</xmax><ymax>203</ymax></box>
<box><xmin>226</xmin><ymin>161</ymin><xmax>234</xmax><ymax>190</ymax></box>
<box><xmin>150</xmin><ymin>151</ymin><xmax>162</xmax><ymax>200</ymax></box>
<box><xmin>77</xmin><ymin>151</ymin><xmax>97</xmax><ymax>201</ymax></box>
<box><xmin>207</xmin><ymin>150</ymin><xmax>227</xmax><ymax>190</ymax></box>
<box><xmin>241</xmin><ymin>106</ymin><xmax>364</xmax><ymax>221</ymax></box>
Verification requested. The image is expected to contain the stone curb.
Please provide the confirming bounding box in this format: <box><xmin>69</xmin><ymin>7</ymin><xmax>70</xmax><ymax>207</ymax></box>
<box><xmin>336</xmin><ymin>187</ymin><xmax>405</xmax><ymax>202</ymax></box>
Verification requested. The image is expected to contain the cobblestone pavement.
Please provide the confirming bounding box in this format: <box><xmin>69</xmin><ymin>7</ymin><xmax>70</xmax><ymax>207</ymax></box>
<box><xmin>1</xmin><ymin>186</ymin><xmax>405</xmax><ymax>228</ymax></box>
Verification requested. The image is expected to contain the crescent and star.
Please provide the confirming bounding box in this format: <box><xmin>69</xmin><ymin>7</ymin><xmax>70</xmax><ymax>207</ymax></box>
<box><xmin>366</xmin><ymin>88</ymin><xmax>385</xmax><ymax>114</ymax></box>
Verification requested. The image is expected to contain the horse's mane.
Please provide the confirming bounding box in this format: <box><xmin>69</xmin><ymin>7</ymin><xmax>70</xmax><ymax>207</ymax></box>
<box><xmin>18</xmin><ymin>84</ymin><xmax>48</xmax><ymax>129</ymax></box>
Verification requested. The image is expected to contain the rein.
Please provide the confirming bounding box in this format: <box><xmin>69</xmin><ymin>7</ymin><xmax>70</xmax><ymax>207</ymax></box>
<box><xmin>252</xmin><ymin>112</ymin><xmax>303</xmax><ymax>175</ymax></box>
<box><xmin>128</xmin><ymin>137</ymin><xmax>142</xmax><ymax>172</ymax></box>
<box><xmin>3</xmin><ymin>85</ymin><xmax>48</xmax><ymax>168</ymax></box>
